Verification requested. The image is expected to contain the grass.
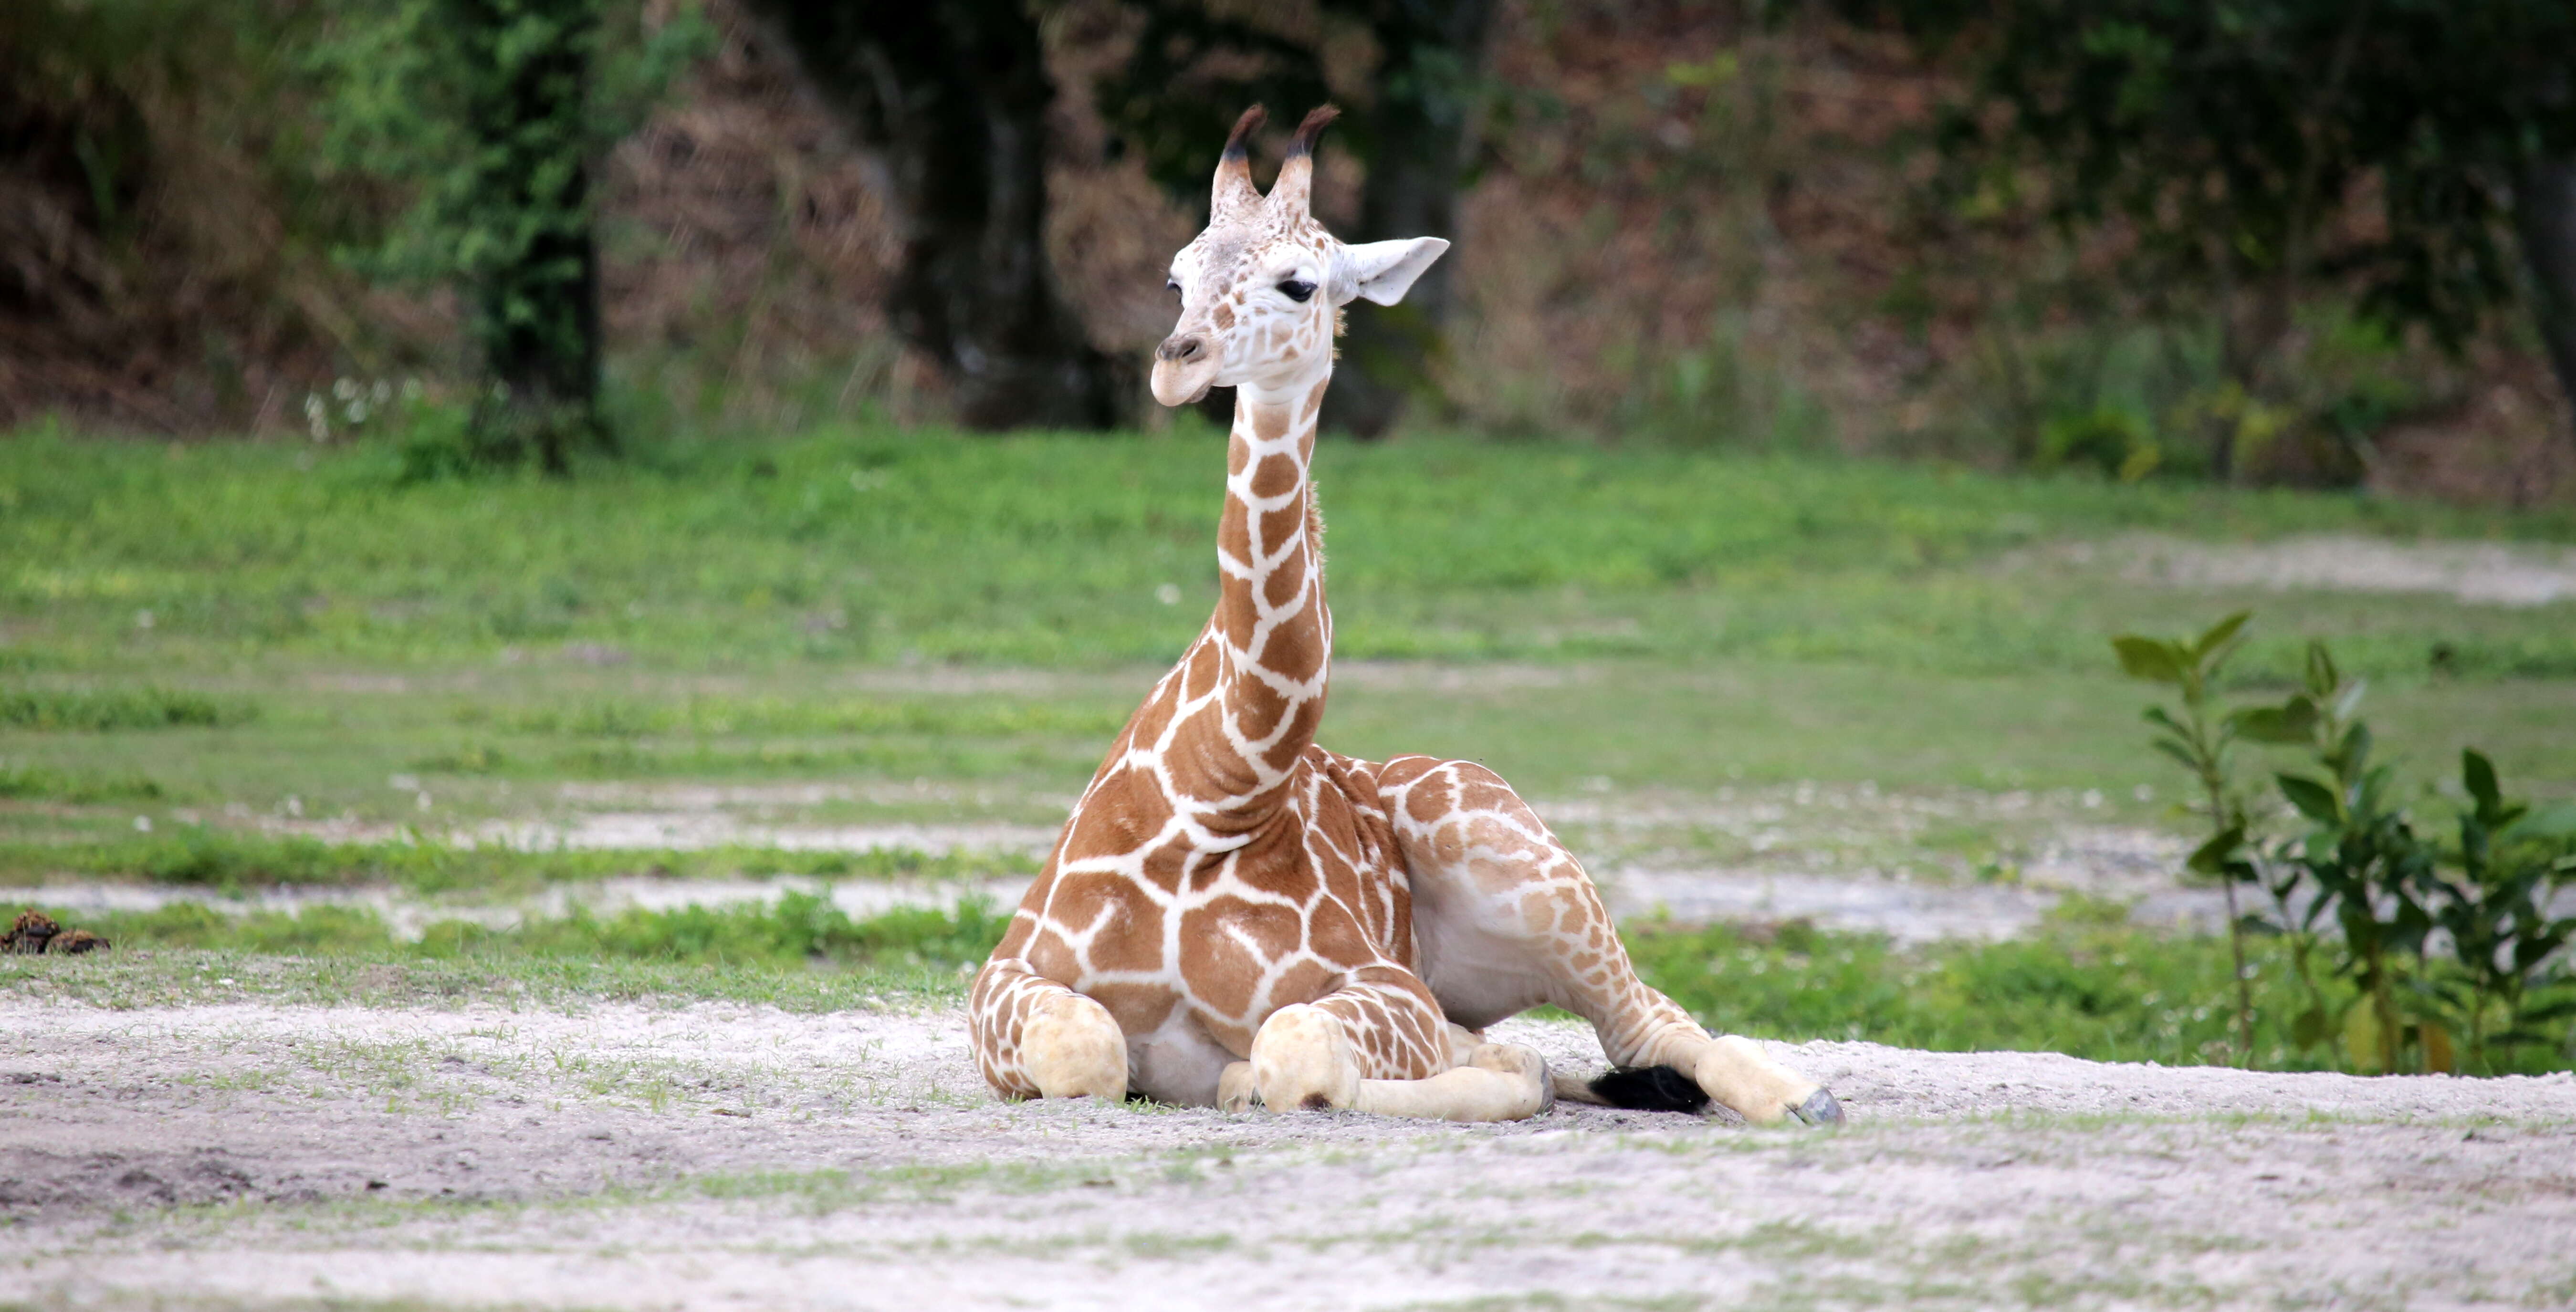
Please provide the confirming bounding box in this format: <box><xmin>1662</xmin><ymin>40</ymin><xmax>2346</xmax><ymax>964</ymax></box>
<box><xmin>1625</xmin><ymin>907</ymin><xmax>2576</xmax><ymax>1078</ymax></box>
<box><xmin>4</xmin><ymin>427</ymin><xmax>2574</xmax><ymax>840</ymax></box>
<box><xmin>0</xmin><ymin>762</ymin><xmax>166</xmax><ymax>805</ymax></box>
<box><xmin>0</xmin><ymin>830</ymin><xmax>1033</xmax><ymax>894</ymax></box>
<box><xmin>0</xmin><ymin>685</ymin><xmax>252</xmax><ymax>730</ymax></box>
<box><xmin>2</xmin><ymin>427</ymin><xmax>2570</xmax><ymax>837</ymax></box>
<box><xmin>0</xmin><ymin>941</ymin><xmax>970</xmax><ymax>1014</ymax></box>
<box><xmin>18</xmin><ymin>889</ymin><xmax>2566</xmax><ymax>1075</ymax></box>
<box><xmin>5</xmin><ymin>424</ymin><xmax>2573</xmax><ymax>1075</ymax></box>
<box><xmin>6</xmin><ymin>888</ymin><xmax>1005</xmax><ymax>1015</ymax></box>
<box><xmin>59</xmin><ymin>890</ymin><xmax>1011</xmax><ymax>971</ymax></box>
<box><xmin>5</xmin><ymin>425</ymin><xmax>2574</xmax><ymax>678</ymax></box>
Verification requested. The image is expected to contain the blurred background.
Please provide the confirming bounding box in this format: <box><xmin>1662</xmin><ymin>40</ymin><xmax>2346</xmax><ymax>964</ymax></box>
<box><xmin>8</xmin><ymin>0</ymin><xmax>2574</xmax><ymax>492</ymax></box>
<box><xmin>5</xmin><ymin>0</ymin><xmax>2576</xmax><ymax>1075</ymax></box>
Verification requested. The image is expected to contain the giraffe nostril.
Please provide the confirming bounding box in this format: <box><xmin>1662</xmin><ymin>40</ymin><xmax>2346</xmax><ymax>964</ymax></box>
<box><xmin>1157</xmin><ymin>335</ymin><xmax>1205</xmax><ymax>363</ymax></box>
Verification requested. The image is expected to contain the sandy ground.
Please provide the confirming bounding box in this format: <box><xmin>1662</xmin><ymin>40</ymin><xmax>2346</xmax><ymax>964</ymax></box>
<box><xmin>6</xmin><ymin>997</ymin><xmax>2573</xmax><ymax>1311</ymax></box>
<box><xmin>2032</xmin><ymin>532</ymin><xmax>2576</xmax><ymax>606</ymax></box>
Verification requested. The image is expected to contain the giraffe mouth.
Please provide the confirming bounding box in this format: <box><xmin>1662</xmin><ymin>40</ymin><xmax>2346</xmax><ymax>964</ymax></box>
<box><xmin>1151</xmin><ymin>354</ymin><xmax>1220</xmax><ymax>408</ymax></box>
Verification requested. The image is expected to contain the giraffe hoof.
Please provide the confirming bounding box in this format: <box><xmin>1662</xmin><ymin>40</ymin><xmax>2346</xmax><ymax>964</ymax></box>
<box><xmin>1788</xmin><ymin>1088</ymin><xmax>1845</xmax><ymax>1127</ymax></box>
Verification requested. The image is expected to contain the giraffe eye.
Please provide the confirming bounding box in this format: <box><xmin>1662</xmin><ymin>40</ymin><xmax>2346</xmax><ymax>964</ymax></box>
<box><xmin>1277</xmin><ymin>278</ymin><xmax>1317</xmax><ymax>303</ymax></box>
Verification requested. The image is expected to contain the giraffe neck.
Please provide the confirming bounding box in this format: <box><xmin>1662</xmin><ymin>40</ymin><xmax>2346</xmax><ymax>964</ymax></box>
<box><xmin>1203</xmin><ymin>374</ymin><xmax>1331</xmax><ymax>816</ymax></box>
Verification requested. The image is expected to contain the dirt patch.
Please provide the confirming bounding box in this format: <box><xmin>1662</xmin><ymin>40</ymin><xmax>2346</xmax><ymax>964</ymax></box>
<box><xmin>468</xmin><ymin>813</ymin><xmax>1061</xmax><ymax>857</ymax></box>
<box><xmin>2052</xmin><ymin>532</ymin><xmax>2576</xmax><ymax>606</ymax></box>
<box><xmin>7</xmin><ymin>999</ymin><xmax>2573</xmax><ymax>1310</ymax></box>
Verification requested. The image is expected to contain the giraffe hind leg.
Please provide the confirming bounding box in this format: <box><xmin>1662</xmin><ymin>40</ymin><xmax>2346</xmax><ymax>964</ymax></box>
<box><xmin>1379</xmin><ymin>757</ymin><xmax>1843</xmax><ymax>1127</ymax></box>
<box><xmin>970</xmin><ymin>957</ymin><xmax>1128</xmax><ymax>1102</ymax></box>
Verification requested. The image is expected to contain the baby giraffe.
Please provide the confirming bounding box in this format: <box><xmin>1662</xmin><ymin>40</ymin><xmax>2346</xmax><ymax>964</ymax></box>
<box><xmin>968</xmin><ymin>106</ymin><xmax>1843</xmax><ymax>1126</ymax></box>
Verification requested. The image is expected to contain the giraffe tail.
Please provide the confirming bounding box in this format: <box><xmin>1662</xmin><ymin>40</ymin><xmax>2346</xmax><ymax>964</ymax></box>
<box><xmin>1551</xmin><ymin>1064</ymin><xmax>1712</xmax><ymax>1114</ymax></box>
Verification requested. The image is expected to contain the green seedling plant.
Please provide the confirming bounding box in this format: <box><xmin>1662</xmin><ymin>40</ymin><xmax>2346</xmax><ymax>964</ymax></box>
<box><xmin>2232</xmin><ymin>641</ymin><xmax>2366</xmax><ymax>1060</ymax></box>
<box><xmin>2112</xmin><ymin>610</ymin><xmax>2310</xmax><ymax>1064</ymax></box>
<box><xmin>2264</xmin><ymin>646</ymin><xmax>2440</xmax><ymax>1072</ymax></box>
<box><xmin>2419</xmin><ymin>750</ymin><xmax>2576</xmax><ymax>1073</ymax></box>
<box><xmin>2122</xmin><ymin>617</ymin><xmax>2576</xmax><ymax>1075</ymax></box>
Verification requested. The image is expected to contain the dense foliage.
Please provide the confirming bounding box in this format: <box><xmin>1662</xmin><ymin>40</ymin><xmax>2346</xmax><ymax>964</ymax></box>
<box><xmin>6</xmin><ymin>1</ymin><xmax>2571</xmax><ymax>470</ymax></box>
<box><xmin>1862</xmin><ymin>0</ymin><xmax>2576</xmax><ymax>476</ymax></box>
<box><xmin>313</xmin><ymin>0</ymin><xmax>707</xmax><ymax>469</ymax></box>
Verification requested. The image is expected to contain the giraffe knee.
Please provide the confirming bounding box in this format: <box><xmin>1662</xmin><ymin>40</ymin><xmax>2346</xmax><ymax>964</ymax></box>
<box><xmin>1250</xmin><ymin>1004</ymin><xmax>1360</xmax><ymax>1112</ymax></box>
<box><xmin>1023</xmin><ymin>992</ymin><xmax>1128</xmax><ymax>1101</ymax></box>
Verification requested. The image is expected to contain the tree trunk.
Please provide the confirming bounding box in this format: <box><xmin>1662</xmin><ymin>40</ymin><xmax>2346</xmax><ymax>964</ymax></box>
<box><xmin>747</xmin><ymin>0</ymin><xmax>1121</xmax><ymax>430</ymax></box>
<box><xmin>457</xmin><ymin>0</ymin><xmax>610</xmax><ymax>474</ymax></box>
<box><xmin>1322</xmin><ymin>0</ymin><xmax>1492</xmax><ymax>438</ymax></box>
<box><xmin>2515</xmin><ymin>154</ymin><xmax>2576</xmax><ymax>437</ymax></box>
<box><xmin>473</xmin><ymin>212</ymin><xmax>604</xmax><ymax>477</ymax></box>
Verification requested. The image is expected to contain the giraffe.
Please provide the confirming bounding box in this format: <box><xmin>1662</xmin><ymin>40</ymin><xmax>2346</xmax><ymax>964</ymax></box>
<box><xmin>967</xmin><ymin>105</ymin><xmax>1844</xmax><ymax>1126</ymax></box>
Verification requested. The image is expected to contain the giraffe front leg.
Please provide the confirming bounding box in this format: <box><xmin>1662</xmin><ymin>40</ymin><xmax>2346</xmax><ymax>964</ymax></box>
<box><xmin>1235</xmin><ymin>976</ymin><xmax>1551</xmax><ymax>1122</ymax></box>
<box><xmin>970</xmin><ymin>957</ymin><xmax>1128</xmax><ymax>1102</ymax></box>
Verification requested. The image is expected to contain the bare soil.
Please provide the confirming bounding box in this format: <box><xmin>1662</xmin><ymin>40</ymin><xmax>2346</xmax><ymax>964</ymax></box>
<box><xmin>2043</xmin><ymin>533</ymin><xmax>2576</xmax><ymax>607</ymax></box>
<box><xmin>6</xmin><ymin>998</ymin><xmax>2572</xmax><ymax>1310</ymax></box>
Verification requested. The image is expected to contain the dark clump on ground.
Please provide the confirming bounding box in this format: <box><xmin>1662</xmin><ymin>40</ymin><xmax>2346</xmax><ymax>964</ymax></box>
<box><xmin>2</xmin><ymin>909</ymin><xmax>110</xmax><ymax>955</ymax></box>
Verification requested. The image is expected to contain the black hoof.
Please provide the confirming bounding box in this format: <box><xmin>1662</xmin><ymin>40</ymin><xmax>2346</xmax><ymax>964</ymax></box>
<box><xmin>1790</xmin><ymin>1089</ymin><xmax>1844</xmax><ymax>1126</ymax></box>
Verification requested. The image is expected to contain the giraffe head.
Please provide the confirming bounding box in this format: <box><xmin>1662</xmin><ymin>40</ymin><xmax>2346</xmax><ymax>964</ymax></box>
<box><xmin>1151</xmin><ymin>105</ymin><xmax>1450</xmax><ymax>407</ymax></box>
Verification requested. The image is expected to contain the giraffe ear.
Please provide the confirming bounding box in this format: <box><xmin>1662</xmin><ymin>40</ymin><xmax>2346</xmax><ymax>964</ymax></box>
<box><xmin>1338</xmin><ymin>238</ymin><xmax>1448</xmax><ymax>307</ymax></box>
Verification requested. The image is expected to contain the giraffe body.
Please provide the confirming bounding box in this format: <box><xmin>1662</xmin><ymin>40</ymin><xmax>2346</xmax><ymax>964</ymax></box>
<box><xmin>969</xmin><ymin>107</ymin><xmax>1842</xmax><ymax>1125</ymax></box>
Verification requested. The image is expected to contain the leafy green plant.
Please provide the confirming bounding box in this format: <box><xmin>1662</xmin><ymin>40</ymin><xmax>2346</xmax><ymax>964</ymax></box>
<box><xmin>2250</xmin><ymin>643</ymin><xmax>2576</xmax><ymax>1074</ymax></box>
<box><xmin>2119</xmin><ymin>614</ymin><xmax>2576</xmax><ymax>1075</ymax></box>
<box><xmin>1866</xmin><ymin>0</ymin><xmax>2576</xmax><ymax>469</ymax></box>
<box><xmin>2263</xmin><ymin>646</ymin><xmax>2440</xmax><ymax>1072</ymax></box>
<box><xmin>2419</xmin><ymin>751</ymin><xmax>2576</xmax><ymax>1072</ymax></box>
<box><xmin>2110</xmin><ymin>610</ymin><xmax>2305</xmax><ymax>1063</ymax></box>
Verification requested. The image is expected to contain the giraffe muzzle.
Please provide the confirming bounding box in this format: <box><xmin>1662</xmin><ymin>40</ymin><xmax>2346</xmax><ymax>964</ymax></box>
<box><xmin>1151</xmin><ymin>333</ymin><xmax>1220</xmax><ymax>407</ymax></box>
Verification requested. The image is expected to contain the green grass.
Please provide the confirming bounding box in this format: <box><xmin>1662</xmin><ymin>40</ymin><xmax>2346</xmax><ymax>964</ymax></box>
<box><xmin>0</xmin><ymin>685</ymin><xmax>252</xmax><ymax>730</ymax></box>
<box><xmin>0</xmin><ymin>831</ymin><xmax>1033</xmax><ymax>894</ymax></box>
<box><xmin>63</xmin><ymin>890</ymin><xmax>1010</xmax><ymax>971</ymax></box>
<box><xmin>0</xmin><ymin>943</ymin><xmax>967</xmax><ymax>1013</ymax></box>
<box><xmin>5</xmin><ymin>426</ymin><xmax>2572</xmax><ymax>1075</ymax></box>
<box><xmin>0</xmin><ymin>762</ymin><xmax>166</xmax><ymax>805</ymax></box>
<box><xmin>3</xmin><ymin>428</ymin><xmax>2573</xmax><ymax>831</ymax></box>
<box><xmin>3</xmin><ymin>426</ymin><xmax>2570</xmax><ymax>838</ymax></box>
<box><xmin>1625</xmin><ymin>909</ymin><xmax>2576</xmax><ymax>1078</ymax></box>
<box><xmin>0</xmin><ymin>895</ymin><xmax>996</xmax><ymax>1012</ymax></box>
<box><xmin>18</xmin><ymin>890</ymin><xmax>2566</xmax><ymax>1075</ymax></box>
<box><xmin>5</xmin><ymin>426</ymin><xmax>2572</xmax><ymax>678</ymax></box>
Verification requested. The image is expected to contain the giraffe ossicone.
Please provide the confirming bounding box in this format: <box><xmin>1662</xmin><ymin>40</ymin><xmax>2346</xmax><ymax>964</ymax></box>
<box><xmin>969</xmin><ymin>104</ymin><xmax>1845</xmax><ymax>1127</ymax></box>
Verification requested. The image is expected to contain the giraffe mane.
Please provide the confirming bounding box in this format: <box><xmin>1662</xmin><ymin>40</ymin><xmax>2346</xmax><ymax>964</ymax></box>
<box><xmin>1306</xmin><ymin>482</ymin><xmax>1326</xmax><ymax>573</ymax></box>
